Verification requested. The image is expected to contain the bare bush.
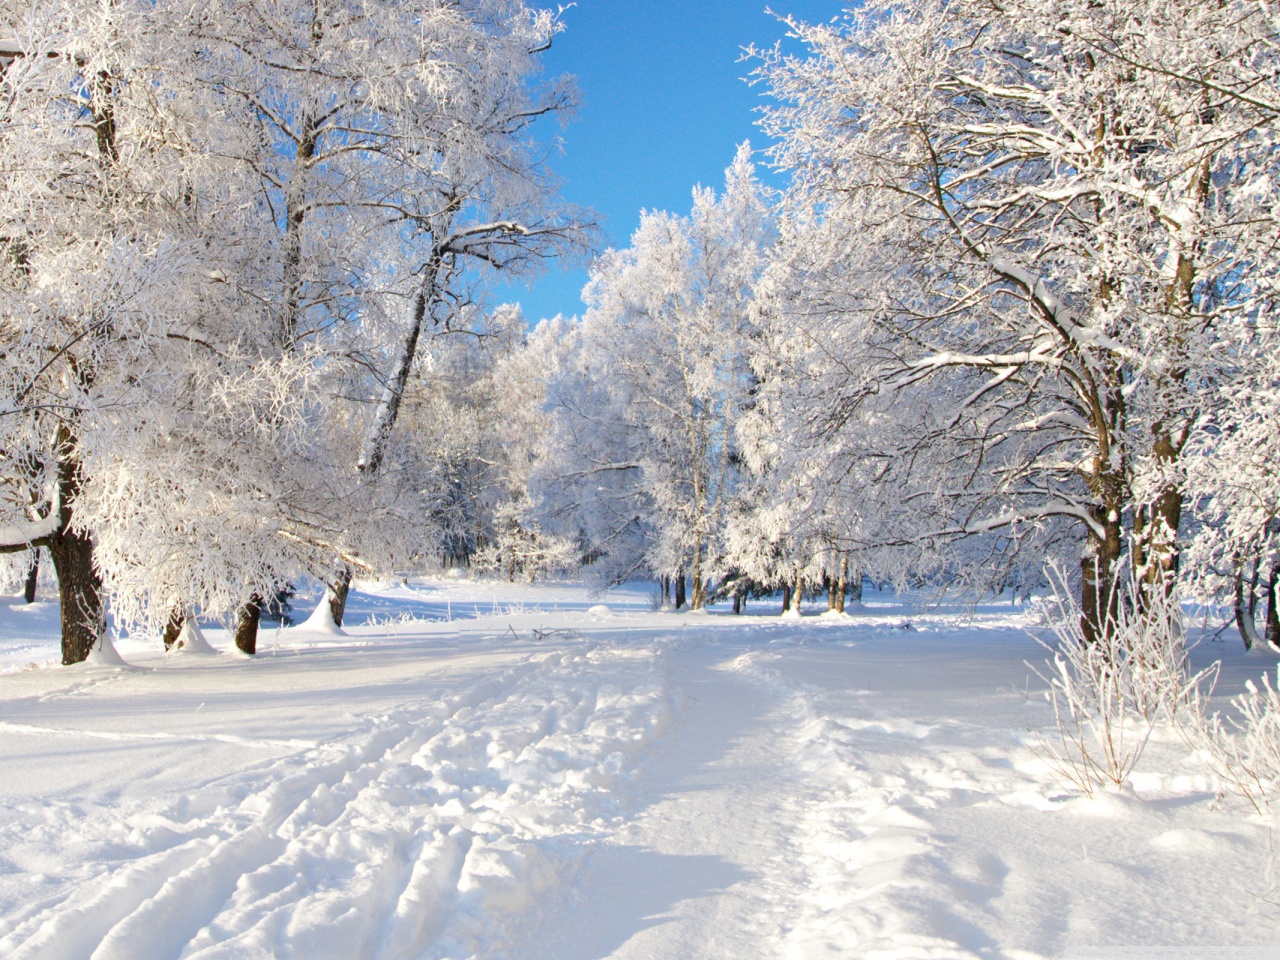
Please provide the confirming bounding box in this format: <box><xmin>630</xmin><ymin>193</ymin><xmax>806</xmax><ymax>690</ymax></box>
<box><xmin>1030</xmin><ymin>567</ymin><xmax>1216</xmax><ymax>796</ymax></box>
<box><xmin>1185</xmin><ymin>669</ymin><xmax>1280</xmax><ymax>815</ymax></box>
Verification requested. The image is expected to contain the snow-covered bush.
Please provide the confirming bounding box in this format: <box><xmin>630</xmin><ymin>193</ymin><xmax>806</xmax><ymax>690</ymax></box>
<box><xmin>1031</xmin><ymin>568</ymin><xmax>1216</xmax><ymax>796</ymax></box>
<box><xmin>471</xmin><ymin>500</ymin><xmax>578</xmax><ymax>583</ymax></box>
<box><xmin>1186</xmin><ymin>670</ymin><xmax>1280</xmax><ymax>814</ymax></box>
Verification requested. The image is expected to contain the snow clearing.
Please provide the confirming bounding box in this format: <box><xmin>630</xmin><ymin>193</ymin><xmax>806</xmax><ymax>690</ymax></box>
<box><xmin>0</xmin><ymin>579</ymin><xmax>1276</xmax><ymax>959</ymax></box>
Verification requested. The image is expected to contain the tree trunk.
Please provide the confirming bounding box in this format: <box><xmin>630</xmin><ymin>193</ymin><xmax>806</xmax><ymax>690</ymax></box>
<box><xmin>660</xmin><ymin>575</ymin><xmax>670</xmax><ymax>608</ymax></box>
<box><xmin>1133</xmin><ymin>471</ymin><xmax>1184</xmax><ymax>615</ymax></box>
<box><xmin>1081</xmin><ymin>507</ymin><xmax>1124</xmax><ymax>645</ymax></box>
<box><xmin>675</xmin><ymin>570</ymin><xmax>686</xmax><ymax>610</ymax></box>
<box><xmin>162</xmin><ymin>607</ymin><xmax>185</xmax><ymax>650</ymax></box>
<box><xmin>325</xmin><ymin>272</ymin><xmax>440</xmax><ymax>632</ymax></box>
<box><xmin>827</xmin><ymin>574</ymin><xmax>837</xmax><ymax>611</ymax></box>
<box><xmin>690</xmin><ymin>547</ymin><xmax>705</xmax><ymax>610</ymax></box>
<box><xmin>1266</xmin><ymin>563</ymin><xmax>1280</xmax><ymax>651</ymax></box>
<box><xmin>781</xmin><ymin>584</ymin><xmax>791</xmax><ymax>613</ymax></box>
<box><xmin>23</xmin><ymin>550</ymin><xmax>38</xmax><ymax>604</ymax></box>
<box><xmin>793</xmin><ymin>564</ymin><xmax>805</xmax><ymax>617</ymax></box>
<box><xmin>234</xmin><ymin>595</ymin><xmax>262</xmax><ymax>655</ymax></box>
<box><xmin>732</xmin><ymin>589</ymin><xmax>742</xmax><ymax>615</ymax></box>
<box><xmin>327</xmin><ymin>569</ymin><xmax>351</xmax><ymax>628</ymax></box>
<box><xmin>48</xmin><ymin>525</ymin><xmax>104</xmax><ymax>665</ymax></box>
<box><xmin>1235</xmin><ymin>569</ymin><xmax>1261</xmax><ymax>651</ymax></box>
<box><xmin>836</xmin><ymin>555</ymin><xmax>848</xmax><ymax>614</ymax></box>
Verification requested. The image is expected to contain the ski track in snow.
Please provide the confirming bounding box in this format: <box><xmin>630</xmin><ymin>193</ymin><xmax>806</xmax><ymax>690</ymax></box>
<box><xmin>2</xmin><ymin>584</ymin><xmax>1278</xmax><ymax>959</ymax></box>
<box><xmin>0</xmin><ymin>639</ymin><xmax>674</xmax><ymax>960</ymax></box>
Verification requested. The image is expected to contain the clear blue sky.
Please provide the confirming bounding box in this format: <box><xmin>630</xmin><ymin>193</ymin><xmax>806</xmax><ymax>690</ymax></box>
<box><xmin>506</xmin><ymin>1</ymin><xmax>843</xmax><ymax>324</ymax></box>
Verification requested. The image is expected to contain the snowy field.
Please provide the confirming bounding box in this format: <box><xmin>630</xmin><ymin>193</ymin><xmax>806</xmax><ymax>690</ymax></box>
<box><xmin>1</xmin><ymin>579</ymin><xmax>1278</xmax><ymax>959</ymax></box>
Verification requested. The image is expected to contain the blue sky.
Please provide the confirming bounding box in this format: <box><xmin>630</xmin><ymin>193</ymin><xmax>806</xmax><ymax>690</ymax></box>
<box><xmin>506</xmin><ymin>1</ymin><xmax>843</xmax><ymax>324</ymax></box>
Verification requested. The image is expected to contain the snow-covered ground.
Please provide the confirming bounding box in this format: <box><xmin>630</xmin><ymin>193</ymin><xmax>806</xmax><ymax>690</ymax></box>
<box><xmin>1</xmin><ymin>579</ymin><xmax>1277</xmax><ymax>959</ymax></box>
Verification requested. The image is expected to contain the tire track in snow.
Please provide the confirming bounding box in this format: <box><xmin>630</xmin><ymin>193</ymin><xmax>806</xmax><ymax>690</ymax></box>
<box><xmin>1</xmin><ymin>640</ymin><xmax>674</xmax><ymax>960</ymax></box>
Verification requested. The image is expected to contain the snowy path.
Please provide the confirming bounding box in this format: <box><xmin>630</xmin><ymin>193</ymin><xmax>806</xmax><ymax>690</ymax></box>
<box><xmin>2</xmin><ymin>583</ymin><xmax>1279</xmax><ymax>958</ymax></box>
<box><xmin>534</xmin><ymin>640</ymin><xmax>802</xmax><ymax>959</ymax></box>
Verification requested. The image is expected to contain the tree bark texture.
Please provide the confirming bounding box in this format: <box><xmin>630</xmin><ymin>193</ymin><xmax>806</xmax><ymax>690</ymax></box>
<box><xmin>328</xmin><ymin>569</ymin><xmax>352</xmax><ymax>628</ymax></box>
<box><xmin>1081</xmin><ymin>501</ymin><xmax>1124</xmax><ymax>645</ymax></box>
<box><xmin>1267</xmin><ymin>563</ymin><xmax>1280</xmax><ymax>651</ymax></box>
<box><xmin>163</xmin><ymin>607</ymin><xmax>185</xmax><ymax>650</ymax></box>
<box><xmin>690</xmin><ymin>547</ymin><xmax>706</xmax><ymax>610</ymax></box>
<box><xmin>836</xmin><ymin>555</ymin><xmax>848</xmax><ymax>614</ymax></box>
<box><xmin>234</xmin><ymin>595</ymin><xmax>262</xmax><ymax>655</ymax></box>
<box><xmin>48</xmin><ymin>525</ymin><xmax>104</xmax><ymax>665</ymax></box>
<box><xmin>23</xmin><ymin>550</ymin><xmax>38</xmax><ymax>604</ymax></box>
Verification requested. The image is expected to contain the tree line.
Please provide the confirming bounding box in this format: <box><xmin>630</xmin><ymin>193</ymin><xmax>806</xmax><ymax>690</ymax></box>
<box><xmin>5</xmin><ymin>0</ymin><xmax>1280</xmax><ymax>660</ymax></box>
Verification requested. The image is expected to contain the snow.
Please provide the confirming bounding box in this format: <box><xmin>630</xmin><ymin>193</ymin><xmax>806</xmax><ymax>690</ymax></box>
<box><xmin>169</xmin><ymin>619</ymin><xmax>217</xmax><ymax>656</ymax></box>
<box><xmin>0</xmin><ymin>580</ymin><xmax>1277</xmax><ymax>958</ymax></box>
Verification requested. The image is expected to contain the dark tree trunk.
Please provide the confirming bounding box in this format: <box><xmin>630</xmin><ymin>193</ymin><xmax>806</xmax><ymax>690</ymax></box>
<box><xmin>23</xmin><ymin>550</ymin><xmax>38</xmax><ymax>604</ymax></box>
<box><xmin>1081</xmin><ymin>506</ymin><xmax>1124</xmax><ymax>645</ymax></box>
<box><xmin>327</xmin><ymin>567</ymin><xmax>352</xmax><ymax>628</ymax></box>
<box><xmin>48</xmin><ymin>526</ymin><xmax>104</xmax><ymax>665</ymax></box>
<box><xmin>660</xmin><ymin>576</ymin><xmax>670</xmax><ymax>607</ymax></box>
<box><xmin>1266</xmin><ymin>563</ymin><xmax>1280</xmax><ymax>651</ymax></box>
<box><xmin>781</xmin><ymin>584</ymin><xmax>792</xmax><ymax>613</ymax></box>
<box><xmin>163</xmin><ymin>608</ymin><xmax>185</xmax><ymax>650</ymax></box>
<box><xmin>234</xmin><ymin>595</ymin><xmax>262</xmax><ymax>655</ymax></box>
<box><xmin>674</xmin><ymin>571</ymin><xmax>686</xmax><ymax>611</ymax></box>
<box><xmin>1235</xmin><ymin>566</ymin><xmax>1261</xmax><ymax>651</ymax></box>
<box><xmin>836</xmin><ymin>555</ymin><xmax>848</xmax><ymax>614</ymax></box>
<box><xmin>732</xmin><ymin>589</ymin><xmax>742</xmax><ymax>615</ymax></box>
<box><xmin>42</xmin><ymin>440</ymin><xmax>104</xmax><ymax>663</ymax></box>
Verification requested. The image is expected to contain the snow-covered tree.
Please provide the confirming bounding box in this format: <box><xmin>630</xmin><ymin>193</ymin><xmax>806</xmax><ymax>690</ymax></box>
<box><xmin>0</xmin><ymin>0</ymin><xmax>239</xmax><ymax>662</ymax></box>
<box><xmin>1184</xmin><ymin>322</ymin><xmax>1280</xmax><ymax>650</ymax></box>
<box><xmin>0</xmin><ymin>0</ymin><xmax>591</xmax><ymax>659</ymax></box>
<box><xmin>535</xmin><ymin>146</ymin><xmax>772</xmax><ymax>607</ymax></box>
<box><xmin>190</xmin><ymin>0</ymin><xmax>593</xmax><ymax>628</ymax></box>
<box><xmin>752</xmin><ymin>0</ymin><xmax>1280</xmax><ymax>638</ymax></box>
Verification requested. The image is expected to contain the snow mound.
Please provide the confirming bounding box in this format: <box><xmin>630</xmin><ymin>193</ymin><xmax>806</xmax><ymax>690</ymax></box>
<box><xmin>586</xmin><ymin>604</ymin><xmax>612</xmax><ymax>617</ymax></box>
<box><xmin>168</xmin><ymin>620</ymin><xmax>217</xmax><ymax>655</ymax></box>
<box><xmin>296</xmin><ymin>592</ymin><xmax>347</xmax><ymax>635</ymax></box>
<box><xmin>84</xmin><ymin>636</ymin><xmax>126</xmax><ymax>666</ymax></box>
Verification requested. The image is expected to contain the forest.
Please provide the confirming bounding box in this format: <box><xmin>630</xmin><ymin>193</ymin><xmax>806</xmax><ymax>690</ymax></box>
<box><xmin>1</xmin><ymin>0</ymin><xmax>1278</xmax><ymax>669</ymax></box>
<box><xmin>6</xmin><ymin>1</ymin><xmax>1280</xmax><ymax>955</ymax></box>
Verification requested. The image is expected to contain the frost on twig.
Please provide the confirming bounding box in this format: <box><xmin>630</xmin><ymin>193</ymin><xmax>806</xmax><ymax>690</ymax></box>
<box><xmin>1029</xmin><ymin>565</ymin><xmax>1216</xmax><ymax>797</ymax></box>
<box><xmin>1184</xmin><ymin>669</ymin><xmax>1280</xmax><ymax>816</ymax></box>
